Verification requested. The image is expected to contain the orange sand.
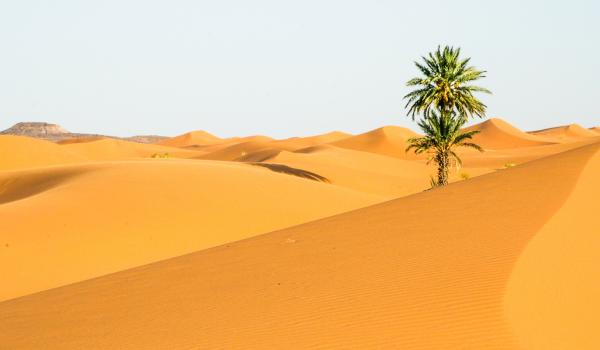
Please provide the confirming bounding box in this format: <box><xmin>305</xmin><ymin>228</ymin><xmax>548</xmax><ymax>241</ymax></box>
<box><xmin>530</xmin><ymin>123</ymin><xmax>599</xmax><ymax>140</ymax></box>
<box><xmin>1</xmin><ymin>119</ymin><xmax>598</xmax><ymax>349</ymax></box>
<box><xmin>0</xmin><ymin>135</ymin><xmax>85</xmax><ymax>171</ymax></box>
<box><xmin>268</xmin><ymin>144</ymin><xmax>491</xmax><ymax>197</ymax></box>
<box><xmin>0</xmin><ymin>160</ymin><xmax>378</xmax><ymax>301</ymax></box>
<box><xmin>465</xmin><ymin>118</ymin><xmax>556</xmax><ymax>149</ymax></box>
<box><xmin>0</xmin><ymin>140</ymin><xmax>598</xmax><ymax>349</ymax></box>
<box><xmin>330</xmin><ymin>125</ymin><xmax>421</xmax><ymax>159</ymax></box>
<box><xmin>60</xmin><ymin>137</ymin><xmax>203</xmax><ymax>161</ymax></box>
<box><xmin>197</xmin><ymin>132</ymin><xmax>352</xmax><ymax>161</ymax></box>
<box><xmin>157</xmin><ymin>130</ymin><xmax>222</xmax><ymax>147</ymax></box>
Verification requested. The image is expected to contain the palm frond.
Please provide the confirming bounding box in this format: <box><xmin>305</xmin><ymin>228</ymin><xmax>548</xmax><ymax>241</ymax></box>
<box><xmin>403</xmin><ymin>45</ymin><xmax>490</xmax><ymax>120</ymax></box>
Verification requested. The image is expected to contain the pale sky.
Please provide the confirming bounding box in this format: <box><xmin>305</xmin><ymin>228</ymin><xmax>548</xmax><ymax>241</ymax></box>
<box><xmin>0</xmin><ymin>0</ymin><xmax>598</xmax><ymax>138</ymax></box>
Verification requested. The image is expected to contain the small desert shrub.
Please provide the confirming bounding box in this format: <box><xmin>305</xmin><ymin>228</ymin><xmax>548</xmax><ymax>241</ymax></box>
<box><xmin>151</xmin><ymin>153</ymin><xmax>171</xmax><ymax>159</ymax></box>
<box><xmin>504</xmin><ymin>162</ymin><xmax>517</xmax><ymax>169</ymax></box>
<box><xmin>429</xmin><ymin>176</ymin><xmax>439</xmax><ymax>189</ymax></box>
<box><xmin>459</xmin><ymin>172</ymin><xmax>470</xmax><ymax>180</ymax></box>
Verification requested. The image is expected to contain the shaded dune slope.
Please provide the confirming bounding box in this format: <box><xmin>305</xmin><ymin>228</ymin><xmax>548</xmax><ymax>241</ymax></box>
<box><xmin>0</xmin><ymin>160</ymin><xmax>378</xmax><ymax>301</ymax></box>
<box><xmin>56</xmin><ymin>136</ymin><xmax>105</xmax><ymax>144</ymax></box>
<box><xmin>249</xmin><ymin>162</ymin><xmax>330</xmax><ymax>182</ymax></box>
<box><xmin>1</xmin><ymin>141</ymin><xmax>598</xmax><ymax>349</ymax></box>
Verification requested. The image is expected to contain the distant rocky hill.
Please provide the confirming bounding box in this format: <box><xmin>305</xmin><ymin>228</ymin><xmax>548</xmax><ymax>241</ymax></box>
<box><xmin>0</xmin><ymin>122</ymin><xmax>167</xmax><ymax>144</ymax></box>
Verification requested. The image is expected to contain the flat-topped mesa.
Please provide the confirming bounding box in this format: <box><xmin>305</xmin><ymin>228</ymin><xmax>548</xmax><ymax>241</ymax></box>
<box><xmin>0</xmin><ymin>122</ymin><xmax>70</xmax><ymax>139</ymax></box>
<box><xmin>0</xmin><ymin>122</ymin><xmax>166</xmax><ymax>144</ymax></box>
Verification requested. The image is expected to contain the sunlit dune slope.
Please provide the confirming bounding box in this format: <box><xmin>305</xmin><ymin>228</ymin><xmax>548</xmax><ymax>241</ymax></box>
<box><xmin>457</xmin><ymin>137</ymin><xmax>599</xmax><ymax>169</ymax></box>
<box><xmin>0</xmin><ymin>135</ymin><xmax>85</xmax><ymax>171</ymax></box>
<box><xmin>268</xmin><ymin>145</ymin><xmax>491</xmax><ymax>197</ymax></box>
<box><xmin>465</xmin><ymin>118</ymin><xmax>556</xmax><ymax>149</ymax></box>
<box><xmin>530</xmin><ymin>123</ymin><xmax>598</xmax><ymax>140</ymax></box>
<box><xmin>197</xmin><ymin>139</ymin><xmax>289</xmax><ymax>161</ymax></box>
<box><xmin>60</xmin><ymin>137</ymin><xmax>202</xmax><ymax>160</ymax></box>
<box><xmin>2</xmin><ymin>141</ymin><xmax>597</xmax><ymax>349</ymax></box>
<box><xmin>157</xmin><ymin>130</ymin><xmax>222</xmax><ymax>147</ymax></box>
<box><xmin>588</xmin><ymin>126</ymin><xmax>599</xmax><ymax>134</ymax></box>
<box><xmin>0</xmin><ymin>160</ymin><xmax>378</xmax><ymax>301</ymax></box>
<box><xmin>330</xmin><ymin>125</ymin><xmax>421</xmax><ymax>159</ymax></box>
<box><xmin>277</xmin><ymin>131</ymin><xmax>352</xmax><ymax>149</ymax></box>
<box><xmin>197</xmin><ymin>132</ymin><xmax>349</xmax><ymax>161</ymax></box>
<box><xmin>505</xmin><ymin>141</ymin><xmax>600</xmax><ymax>349</ymax></box>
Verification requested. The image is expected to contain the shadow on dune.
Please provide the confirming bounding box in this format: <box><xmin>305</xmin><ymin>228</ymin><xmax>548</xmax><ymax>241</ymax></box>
<box><xmin>0</xmin><ymin>169</ymin><xmax>84</xmax><ymax>205</ymax></box>
<box><xmin>249</xmin><ymin>162</ymin><xmax>329</xmax><ymax>183</ymax></box>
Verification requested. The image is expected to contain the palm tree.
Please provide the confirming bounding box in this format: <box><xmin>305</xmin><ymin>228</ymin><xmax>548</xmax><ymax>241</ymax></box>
<box><xmin>406</xmin><ymin>110</ymin><xmax>483</xmax><ymax>187</ymax></box>
<box><xmin>404</xmin><ymin>46</ymin><xmax>491</xmax><ymax>120</ymax></box>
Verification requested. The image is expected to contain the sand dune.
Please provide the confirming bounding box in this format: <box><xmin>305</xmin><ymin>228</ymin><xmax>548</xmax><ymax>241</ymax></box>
<box><xmin>2</xmin><ymin>139</ymin><xmax>597</xmax><ymax>349</ymax></box>
<box><xmin>60</xmin><ymin>137</ymin><xmax>202</xmax><ymax>161</ymax></box>
<box><xmin>505</xmin><ymin>142</ymin><xmax>600</xmax><ymax>349</ymax></box>
<box><xmin>457</xmin><ymin>136</ymin><xmax>600</xmax><ymax>169</ymax></box>
<box><xmin>530</xmin><ymin>123</ymin><xmax>599</xmax><ymax>140</ymax></box>
<box><xmin>268</xmin><ymin>145</ymin><xmax>491</xmax><ymax>197</ymax></box>
<box><xmin>0</xmin><ymin>135</ymin><xmax>85</xmax><ymax>171</ymax></box>
<box><xmin>198</xmin><ymin>132</ymin><xmax>349</xmax><ymax>161</ymax></box>
<box><xmin>197</xmin><ymin>139</ymin><xmax>287</xmax><ymax>161</ymax></box>
<box><xmin>158</xmin><ymin>130</ymin><xmax>222</xmax><ymax>148</ymax></box>
<box><xmin>465</xmin><ymin>118</ymin><xmax>556</xmax><ymax>149</ymax></box>
<box><xmin>330</xmin><ymin>125</ymin><xmax>421</xmax><ymax>159</ymax></box>
<box><xmin>277</xmin><ymin>131</ymin><xmax>352</xmax><ymax>148</ymax></box>
<box><xmin>589</xmin><ymin>126</ymin><xmax>599</xmax><ymax>134</ymax></box>
<box><xmin>0</xmin><ymin>160</ymin><xmax>378</xmax><ymax>301</ymax></box>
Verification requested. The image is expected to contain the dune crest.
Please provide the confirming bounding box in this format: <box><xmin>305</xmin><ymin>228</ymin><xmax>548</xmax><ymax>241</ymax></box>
<box><xmin>198</xmin><ymin>132</ymin><xmax>349</xmax><ymax>162</ymax></box>
<box><xmin>330</xmin><ymin>125</ymin><xmax>421</xmax><ymax>159</ymax></box>
<box><xmin>465</xmin><ymin>118</ymin><xmax>556</xmax><ymax>149</ymax></box>
<box><xmin>530</xmin><ymin>123</ymin><xmax>599</xmax><ymax>140</ymax></box>
<box><xmin>158</xmin><ymin>130</ymin><xmax>222</xmax><ymax>148</ymax></box>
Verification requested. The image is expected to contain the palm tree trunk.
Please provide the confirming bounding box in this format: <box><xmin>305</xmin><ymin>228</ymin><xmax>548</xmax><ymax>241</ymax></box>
<box><xmin>436</xmin><ymin>152</ymin><xmax>449</xmax><ymax>186</ymax></box>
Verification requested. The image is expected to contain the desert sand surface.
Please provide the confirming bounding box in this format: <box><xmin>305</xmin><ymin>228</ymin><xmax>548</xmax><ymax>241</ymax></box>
<box><xmin>1</xmin><ymin>139</ymin><xmax>598</xmax><ymax>349</ymax></box>
<box><xmin>465</xmin><ymin>118</ymin><xmax>557</xmax><ymax>149</ymax></box>
<box><xmin>530</xmin><ymin>123</ymin><xmax>599</xmax><ymax>140</ymax></box>
<box><xmin>0</xmin><ymin>159</ymin><xmax>379</xmax><ymax>301</ymax></box>
<box><xmin>59</xmin><ymin>137</ymin><xmax>204</xmax><ymax>161</ymax></box>
<box><xmin>1</xmin><ymin>119</ymin><xmax>599</xmax><ymax>349</ymax></box>
<box><xmin>193</xmin><ymin>131</ymin><xmax>351</xmax><ymax>162</ymax></box>
<box><xmin>266</xmin><ymin>145</ymin><xmax>492</xmax><ymax>197</ymax></box>
<box><xmin>157</xmin><ymin>130</ymin><xmax>222</xmax><ymax>147</ymax></box>
<box><xmin>330</xmin><ymin>125</ymin><xmax>421</xmax><ymax>159</ymax></box>
<box><xmin>0</xmin><ymin>135</ymin><xmax>85</xmax><ymax>171</ymax></box>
